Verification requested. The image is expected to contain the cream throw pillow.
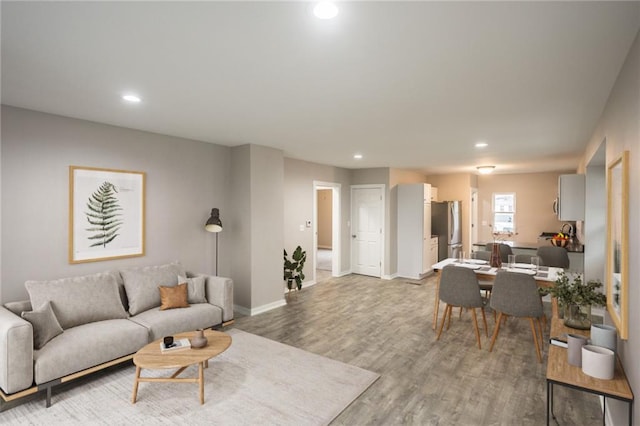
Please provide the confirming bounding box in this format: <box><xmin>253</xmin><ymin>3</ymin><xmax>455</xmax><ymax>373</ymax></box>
<box><xmin>178</xmin><ymin>275</ymin><xmax>207</xmax><ymax>304</ymax></box>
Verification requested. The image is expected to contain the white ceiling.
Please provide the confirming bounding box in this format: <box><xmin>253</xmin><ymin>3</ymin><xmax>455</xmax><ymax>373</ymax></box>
<box><xmin>2</xmin><ymin>1</ymin><xmax>639</xmax><ymax>174</ymax></box>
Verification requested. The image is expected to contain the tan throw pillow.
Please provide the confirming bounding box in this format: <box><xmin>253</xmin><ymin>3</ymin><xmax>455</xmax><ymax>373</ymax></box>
<box><xmin>21</xmin><ymin>301</ymin><xmax>64</xmax><ymax>349</ymax></box>
<box><xmin>159</xmin><ymin>283</ymin><xmax>189</xmax><ymax>310</ymax></box>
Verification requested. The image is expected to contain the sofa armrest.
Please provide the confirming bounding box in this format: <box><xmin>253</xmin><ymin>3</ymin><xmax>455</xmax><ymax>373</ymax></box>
<box><xmin>0</xmin><ymin>306</ymin><xmax>34</xmax><ymax>394</ymax></box>
<box><xmin>195</xmin><ymin>275</ymin><xmax>234</xmax><ymax>323</ymax></box>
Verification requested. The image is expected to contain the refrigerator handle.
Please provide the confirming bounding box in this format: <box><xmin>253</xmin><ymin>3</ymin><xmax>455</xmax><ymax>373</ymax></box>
<box><xmin>449</xmin><ymin>203</ymin><xmax>454</xmax><ymax>241</ymax></box>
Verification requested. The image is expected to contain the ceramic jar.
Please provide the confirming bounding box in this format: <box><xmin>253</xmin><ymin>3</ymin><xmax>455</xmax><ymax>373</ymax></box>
<box><xmin>190</xmin><ymin>329</ymin><xmax>208</xmax><ymax>349</ymax></box>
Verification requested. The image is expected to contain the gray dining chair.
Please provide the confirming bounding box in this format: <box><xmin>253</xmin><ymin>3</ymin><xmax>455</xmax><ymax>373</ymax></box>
<box><xmin>485</xmin><ymin>243</ymin><xmax>513</xmax><ymax>262</ymax></box>
<box><xmin>472</xmin><ymin>250</ymin><xmax>491</xmax><ymax>261</ymax></box>
<box><xmin>514</xmin><ymin>253</ymin><xmax>534</xmax><ymax>263</ymax></box>
<box><xmin>536</xmin><ymin>246</ymin><xmax>570</xmax><ymax>268</ymax></box>
<box><xmin>471</xmin><ymin>250</ymin><xmax>493</xmax><ymax>296</ymax></box>
<box><xmin>488</xmin><ymin>270</ymin><xmax>544</xmax><ymax>362</ymax></box>
<box><xmin>436</xmin><ymin>265</ymin><xmax>488</xmax><ymax>349</ymax></box>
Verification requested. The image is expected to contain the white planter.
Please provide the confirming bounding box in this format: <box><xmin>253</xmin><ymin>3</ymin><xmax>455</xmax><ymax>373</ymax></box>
<box><xmin>582</xmin><ymin>345</ymin><xmax>615</xmax><ymax>380</ymax></box>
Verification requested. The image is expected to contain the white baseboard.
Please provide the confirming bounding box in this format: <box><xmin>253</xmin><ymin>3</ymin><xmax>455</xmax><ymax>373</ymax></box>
<box><xmin>234</xmin><ymin>299</ymin><xmax>287</xmax><ymax>317</ymax></box>
<box><xmin>337</xmin><ymin>270</ymin><xmax>351</xmax><ymax>277</ymax></box>
<box><xmin>382</xmin><ymin>273</ymin><xmax>398</xmax><ymax>280</ymax></box>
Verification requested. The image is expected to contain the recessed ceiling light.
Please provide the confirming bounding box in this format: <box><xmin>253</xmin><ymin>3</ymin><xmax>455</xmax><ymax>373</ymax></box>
<box><xmin>122</xmin><ymin>94</ymin><xmax>141</xmax><ymax>103</ymax></box>
<box><xmin>353</xmin><ymin>154</ymin><xmax>363</xmax><ymax>160</ymax></box>
<box><xmin>314</xmin><ymin>2</ymin><xmax>338</xmax><ymax>19</ymax></box>
<box><xmin>475</xmin><ymin>142</ymin><xmax>488</xmax><ymax>148</ymax></box>
<box><xmin>477</xmin><ymin>166</ymin><xmax>495</xmax><ymax>174</ymax></box>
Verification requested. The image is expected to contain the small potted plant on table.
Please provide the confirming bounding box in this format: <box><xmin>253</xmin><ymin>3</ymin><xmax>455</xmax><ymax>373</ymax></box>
<box><xmin>549</xmin><ymin>271</ymin><xmax>606</xmax><ymax>329</ymax></box>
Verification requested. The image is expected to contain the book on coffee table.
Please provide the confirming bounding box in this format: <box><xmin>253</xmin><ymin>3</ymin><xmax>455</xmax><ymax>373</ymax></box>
<box><xmin>160</xmin><ymin>338</ymin><xmax>191</xmax><ymax>352</ymax></box>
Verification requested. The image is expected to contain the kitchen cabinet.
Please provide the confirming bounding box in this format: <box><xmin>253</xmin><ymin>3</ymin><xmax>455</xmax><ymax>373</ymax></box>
<box><xmin>397</xmin><ymin>183</ymin><xmax>432</xmax><ymax>279</ymax></box>
<box><xmin>430</xmin><ymin>187</ymin><xmax>438</xmax><ymax>202</ymax></box>
<box><xmin>556</xmin><ymin>174</ymin><xmax>585</xmax><ymax>221</ymax></box>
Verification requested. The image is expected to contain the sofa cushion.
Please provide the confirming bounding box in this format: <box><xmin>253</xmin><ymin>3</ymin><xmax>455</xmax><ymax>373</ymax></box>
<box><xmin>129</xmin><ymin>303</ymin><xmax>222</xmax><ymax>341</ymax></box>
<box><xmin>159</xmin><ymin>283</ymin><xmax>189</xmax><ymax>310</ymax></box>
<box><xmin>25</xmin><ymin>272</ymin><xmax>128</xmax><ymax>329</ymax></box>
<box><xmin>178</xmin><ymin>275</ymin><xmax>207</xmax><ymax>304</ymax></box>
<box><xmin>21</xmin><ymin>302</ymin><xmax>63</xmax><ymax>349</ymax></box>
<box><xmin>33</xmin><ymin>319</ymin><xmax>148</xmax><ymax>385</ymax></box>
<box><xmin>120</xmin><ymin>262</ymin><xmax>186</xmax><ymax>316</ymax></box>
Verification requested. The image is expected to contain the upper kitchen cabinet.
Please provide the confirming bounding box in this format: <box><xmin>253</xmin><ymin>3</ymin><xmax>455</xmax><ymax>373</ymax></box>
<box><xmin>397</xmin><ymin>183</ymin><xmax>432</xmax><ymax>279</ymax></box>
<box><xmin>555</xmin><ymin>174</ymin><xmax>585</xmax><ymax>221</ymax></box>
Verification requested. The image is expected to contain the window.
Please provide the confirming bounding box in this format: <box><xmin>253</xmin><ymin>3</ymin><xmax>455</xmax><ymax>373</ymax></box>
<box><xmin>493</xmin><ymin>193</ymin><xmax>515</xmax><ymax>233</ymax></box>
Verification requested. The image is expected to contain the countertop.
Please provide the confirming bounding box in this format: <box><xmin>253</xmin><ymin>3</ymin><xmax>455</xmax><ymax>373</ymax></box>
<box><xmin>473</xmin><ymin>240</ymin><xmax>584</xmax><ymax>253</ymax></box>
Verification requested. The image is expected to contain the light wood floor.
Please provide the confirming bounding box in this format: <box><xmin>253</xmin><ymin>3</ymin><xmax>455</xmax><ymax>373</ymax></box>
<box><xmin>232</xmin><ymin>273</ymin><xmax>603</xmax><ymax>425</ymax></box>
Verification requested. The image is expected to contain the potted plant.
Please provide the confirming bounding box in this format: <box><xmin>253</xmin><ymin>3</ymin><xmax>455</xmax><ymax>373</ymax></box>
<box><xmin>549</xmin><ymin>271</ymin><xmax>606</xmax><ymax>329</ymax></box>
<box><xmin>283</xmin><ymin>246</ymin><xmax>306</xmax><ymax>290</ymax></box>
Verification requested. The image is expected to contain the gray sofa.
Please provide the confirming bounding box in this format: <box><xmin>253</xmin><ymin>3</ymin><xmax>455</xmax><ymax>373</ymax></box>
<box><xmin>0</xmin><ymin>262</ymin><xmax>233</xmax><ymax>407</ymax></box>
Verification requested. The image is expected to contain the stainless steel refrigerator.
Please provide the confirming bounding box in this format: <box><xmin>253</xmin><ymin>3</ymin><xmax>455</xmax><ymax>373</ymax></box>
<box><xmin>431</xmin><ymin>201</ymin><xmax>462</xmax><ymax>261</ymax></box>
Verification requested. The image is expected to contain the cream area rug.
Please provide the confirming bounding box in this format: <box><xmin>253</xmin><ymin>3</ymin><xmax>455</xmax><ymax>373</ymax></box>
<box><xmin>0</xmin><ymin>329</ymin><xmax>379</xmax><ymax>425</ymax></box>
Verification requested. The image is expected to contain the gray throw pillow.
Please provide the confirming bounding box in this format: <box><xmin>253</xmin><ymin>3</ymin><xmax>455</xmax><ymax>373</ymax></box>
<box><xmin>21</xmin><ymin>301</ymin><xmax>63</xmax><ymax>349</ymax></box>
<box><xmin>25</xmin><ymin>272</ymin><xmax>129</xmax><ymax>329</ymax></box>
<box><xmin>178</xmin><ymin>275</ymin><xmax>207</xmax><ymax>304</ymax></box>
<box><xmin>120</xmin><ymin>262</ymin><xmax>186</xmax><ymax>315</ymax></box>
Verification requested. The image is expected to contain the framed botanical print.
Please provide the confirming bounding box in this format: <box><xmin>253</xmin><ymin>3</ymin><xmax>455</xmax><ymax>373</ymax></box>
<box><xmin>69</xmin><ymin>166</ymin><xmax>145</xmax><ymax>263</ymax></box>
<box><xmin>606</xmin><ymin>151</ymin><xmax>629</xmax><ymax>339</ymax></box>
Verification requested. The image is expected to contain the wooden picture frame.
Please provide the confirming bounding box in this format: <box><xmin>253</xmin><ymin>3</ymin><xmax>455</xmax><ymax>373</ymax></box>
<box><xmin>606</xmin><ymin>151</ymin><xmax>629</xmax><ymax>339</ymax></box>
<box><xmin>69</xmin><ymin>166</ymin><xmax>145</xmax><ymax>263</ymax></box>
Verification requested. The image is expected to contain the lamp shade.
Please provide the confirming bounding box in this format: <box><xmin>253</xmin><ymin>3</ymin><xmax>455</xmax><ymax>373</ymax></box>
<box><xmin>205</xmin><ymin>208</ymin><xmax>222</xmax><ymax>233</ymax></box>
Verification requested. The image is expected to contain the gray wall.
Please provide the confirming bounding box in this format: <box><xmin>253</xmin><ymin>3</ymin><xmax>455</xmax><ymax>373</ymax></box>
<box><xmin>284</xmin><ymin>158</ymin><xmax>352</xmax><ymax>278</ymax></box>
<box><xmin>230</xmin><ymin>145</ymin><xmax>252</xmax><ymax>309</ymax></box>
<box><xmin>0</xmin><ymin>106</ymin><xmax>230</xmax><ymax>303</ymax></box>
<box><xmin>249</xmin><ymin>144</ymin><xmax>285</xmax><ymax>309</ymax></box>
<box><xmin>579</xmin><ymin>28</ymin><xmax>639</xmax><ymax>425</ymax></box>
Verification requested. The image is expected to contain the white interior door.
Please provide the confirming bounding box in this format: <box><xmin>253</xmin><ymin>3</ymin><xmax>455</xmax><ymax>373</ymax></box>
<box><xmin>351</xmin><ymin>186</ymin><xmax>383</xmax><ymax>277</ymax></box>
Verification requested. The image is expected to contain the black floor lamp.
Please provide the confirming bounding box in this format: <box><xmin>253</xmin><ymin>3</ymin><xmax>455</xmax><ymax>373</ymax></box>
<box><xmin>205</xmin><ymin>208</ymin><xmax>222</xmax><ymax>276</ymax></box>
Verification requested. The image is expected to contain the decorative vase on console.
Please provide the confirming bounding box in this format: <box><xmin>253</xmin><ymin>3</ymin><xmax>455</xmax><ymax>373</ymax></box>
<box><xmin>489</xmin><ymin>243</ymin><xmax>502</xmax><ymax>268</ymax></box>
<box><xmin>489</xmin><ymin>230</ymin><xmax>516</xmax><ymax>268</ymax></box>
<box><xmin>549</xmin><ymin>271</ymin><xmax>606</xmax><ymax>330</ymax></box>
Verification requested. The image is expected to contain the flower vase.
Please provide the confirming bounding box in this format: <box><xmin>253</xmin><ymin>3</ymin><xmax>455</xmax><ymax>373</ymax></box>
<box><xmin>490</xmin><ymin>243</ymin><xmax>502</xmax><ymax>268</ymax></box>
<box><xmin>564</xmin><ymin>304</ymin><xmax>592</xmax><ymax>330</ymax></box>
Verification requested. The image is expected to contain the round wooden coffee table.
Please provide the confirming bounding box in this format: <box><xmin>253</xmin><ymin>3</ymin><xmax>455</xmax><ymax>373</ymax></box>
<box><xmin>131</xmin><ymin>329</ymin><xmax>232</xmax><ymax>404</ymax></box>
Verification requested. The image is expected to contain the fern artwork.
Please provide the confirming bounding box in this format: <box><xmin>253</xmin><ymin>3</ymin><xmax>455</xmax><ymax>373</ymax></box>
<box><xmin>85</xmin><ymin>181</ymin><xmax>123</xmax><ymax>248</ymax></box>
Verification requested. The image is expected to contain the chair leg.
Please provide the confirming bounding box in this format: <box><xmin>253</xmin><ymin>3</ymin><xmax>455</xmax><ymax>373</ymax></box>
<box><xmin>537</xmin><ymin>317</ymin><xmax>544</xmax><ymax>344</ymax></box>
<box><xmin>447</xmin><ymin>305</ymin><xmax>453</xmax><ymax>330</ymax></box>
<box><xmin>470</xmin><ymin>308</ymin><xmax>482</xmax><ymax>349</ymax></box>
<box><xmin>437</xmin><ymin>305</ymin><xmax>451</xmax><ymax>340</ymax></box>
<box><xmin>459</xmin><ymin>307</ymin><xmax>464</xmax><ymax>318</ymax></box>
<box><xmin>529</xmin><ymin>317</ymin><xmax>542</xmax><ymax>363</ymax></box>
<box><xmin>489</xmin><ymin>312</ymin><xmax>504</xmax><ymax>352</ymax></box>
<box><xmin>536</xmin><ymin>318</ymin><xmax>544</xmax><ymax>351</ymax></box>
<box><xmin>480</xmin><ymin>307</ymin><xmax>488</xmax><ymax>337</ymax></box>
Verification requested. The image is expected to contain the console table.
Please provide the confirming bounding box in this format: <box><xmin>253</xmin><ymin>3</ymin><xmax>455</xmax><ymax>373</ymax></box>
<box><xmin>546</xmin><ymin>317</ymin><xmax>634</xmax><ymax>425</ymax></box>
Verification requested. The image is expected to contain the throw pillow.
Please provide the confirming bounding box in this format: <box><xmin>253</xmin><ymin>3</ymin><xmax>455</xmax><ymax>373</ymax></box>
<box><xmin>159</xmin><ymin>283</ymin><xmax>189</xmax><ymax>310</ymax></box>
<box><xmin>21</xmin><ymin>301</ymin><xmax>63</xmax><ymax>349</ymax></box>
<box><xmin>121</xmin><ymin>261</ymin><xmax>186</xmax><ymax>315</ymax></box>
<box><xmin>25</xmin><ymin>272</ymin><xmax>129</xmax><ymax>329</ymax></box>
<box><xmin>178</xmin><ymin>275</ymin><xmax>207</xmax><ymax>304</ymax></box>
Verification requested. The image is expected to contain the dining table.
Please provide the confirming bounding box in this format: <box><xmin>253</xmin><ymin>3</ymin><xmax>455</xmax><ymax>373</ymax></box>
<box><xmin>431</xmin><ymin>258</ymin><xmax>564</xmax><ymax>330</ymax></box>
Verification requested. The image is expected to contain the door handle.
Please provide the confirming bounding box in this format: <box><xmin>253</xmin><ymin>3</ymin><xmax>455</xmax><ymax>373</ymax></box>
<box><xmin>352</xmin><ymin>234</ymin><xmax>357</xmax><ymax>238</ymax></box>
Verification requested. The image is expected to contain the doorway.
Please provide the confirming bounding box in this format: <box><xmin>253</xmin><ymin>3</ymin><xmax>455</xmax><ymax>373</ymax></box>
<box><xmin>313</xmin><ymin>181</ymin><xmax>341</xmax><ymax>283</ymax></box>
<box><xmin>350</xmin><ymin>184</ymin><xmax>384</xmax><ymax>277</ymax></box>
